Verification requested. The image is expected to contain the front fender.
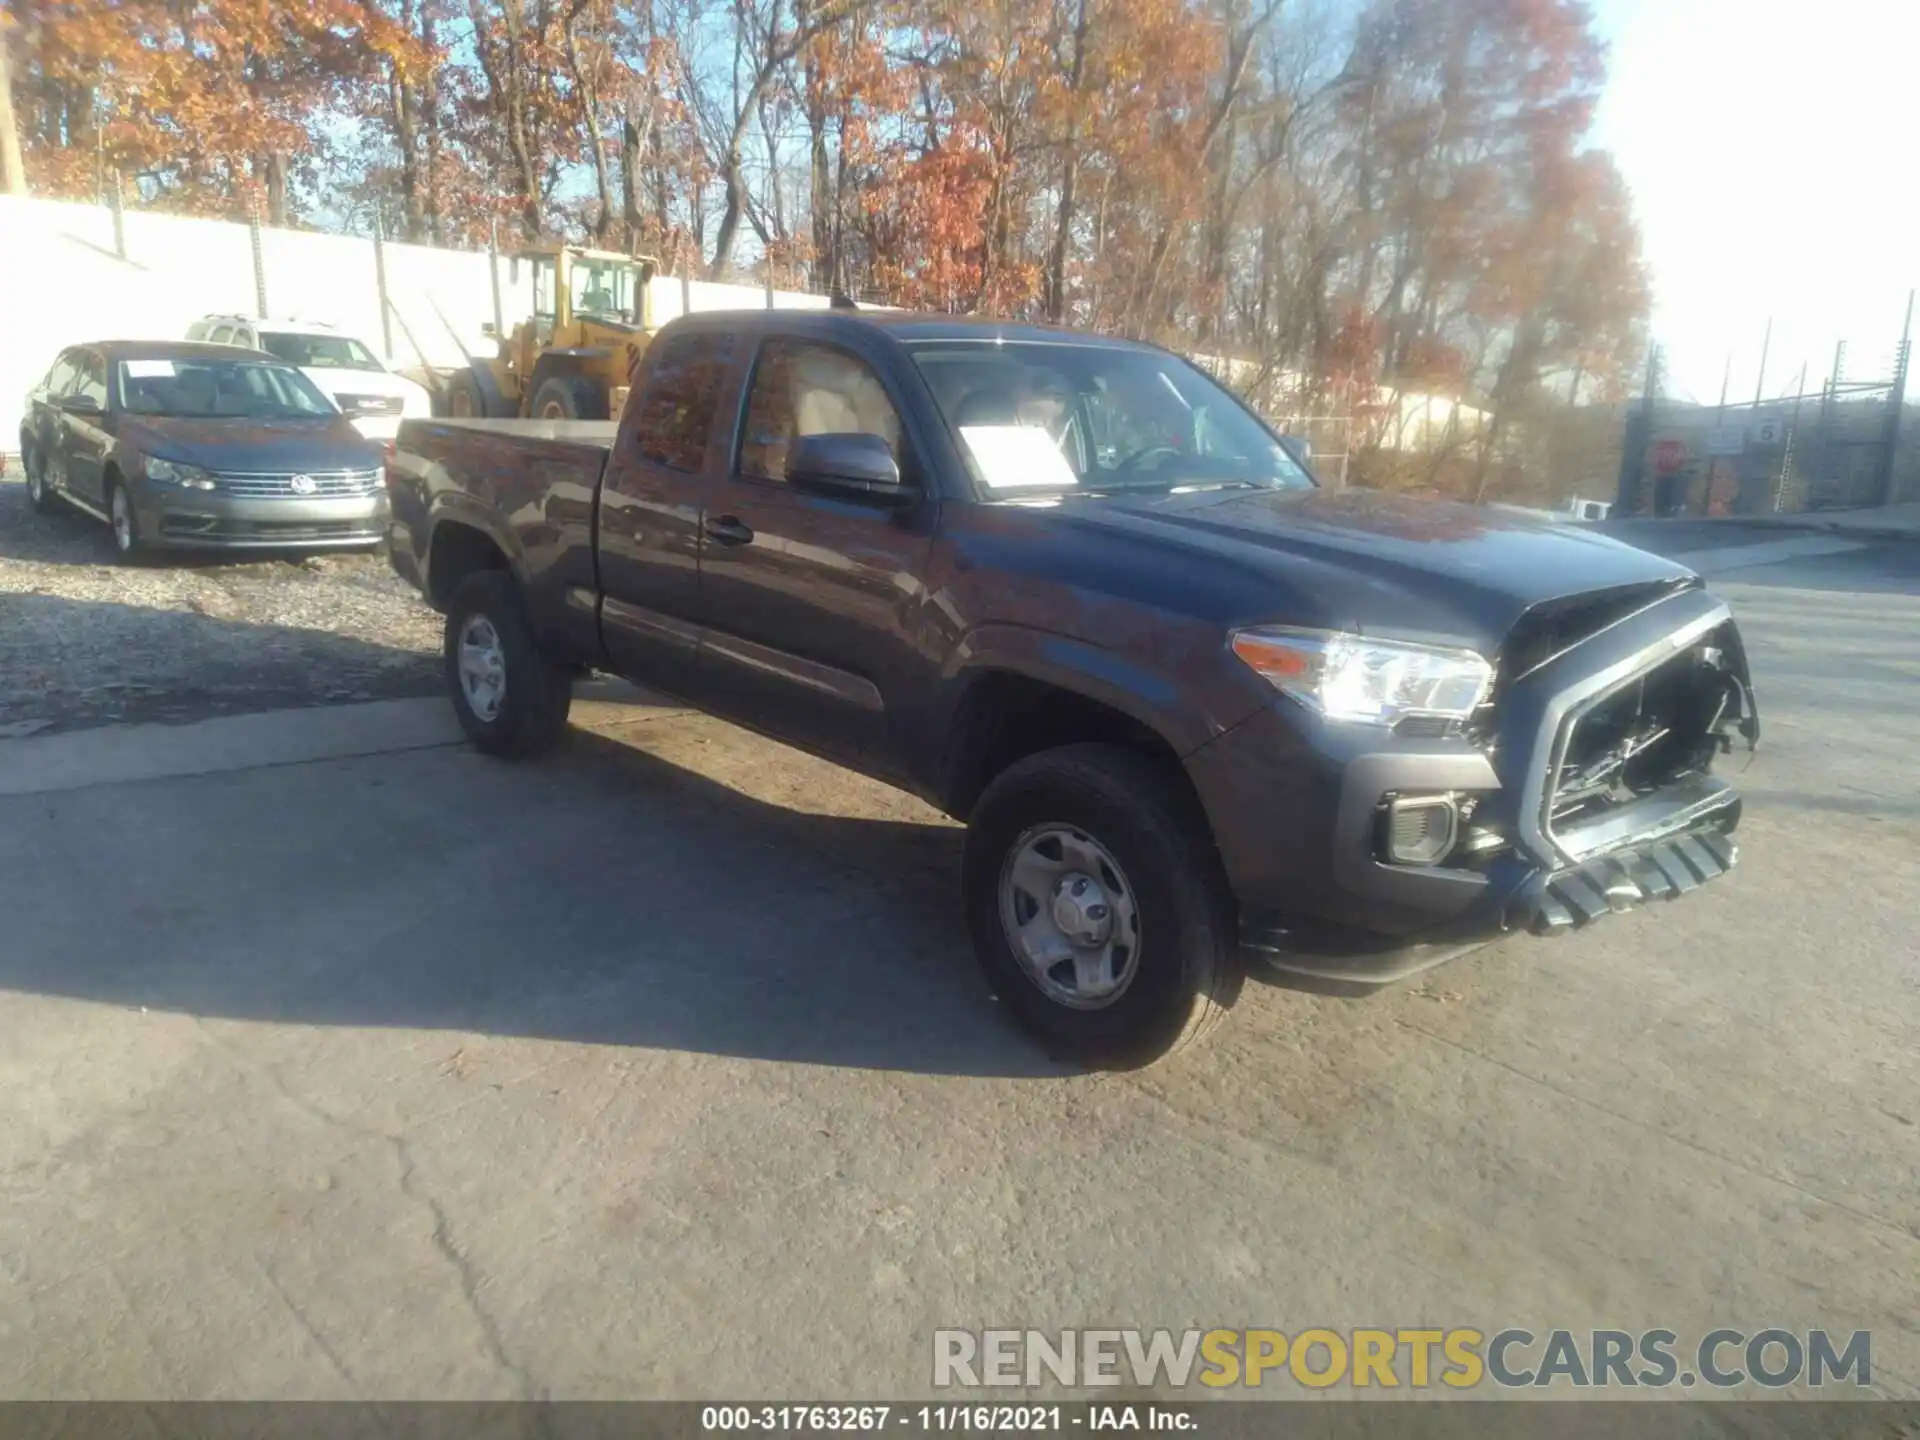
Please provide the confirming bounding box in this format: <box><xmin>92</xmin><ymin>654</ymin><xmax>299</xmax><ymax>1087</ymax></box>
<box><xmin>941</xmin><ymin>622</ymin><xmax>1264</xmax><ymax>758</ymax></box>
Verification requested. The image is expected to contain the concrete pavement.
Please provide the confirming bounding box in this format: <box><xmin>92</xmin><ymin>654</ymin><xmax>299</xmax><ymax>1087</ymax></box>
<box><xmin>1</xmin><ymin>552</ymin><xmax>1916</xmax><ymax>1402</ymax></box>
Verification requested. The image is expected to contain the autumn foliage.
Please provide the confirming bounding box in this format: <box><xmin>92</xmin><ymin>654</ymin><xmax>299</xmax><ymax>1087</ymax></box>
<box><xmin>2</xmin><ymin>0</ymin><xmax>1651</xmax><ymax>498</ymax></box>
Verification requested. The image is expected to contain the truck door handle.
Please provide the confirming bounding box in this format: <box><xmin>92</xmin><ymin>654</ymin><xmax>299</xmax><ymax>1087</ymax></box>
<box><xmin>705</xmin><ymin>516</ymin><xmax>754</xmax><ymax>547</ymax></box>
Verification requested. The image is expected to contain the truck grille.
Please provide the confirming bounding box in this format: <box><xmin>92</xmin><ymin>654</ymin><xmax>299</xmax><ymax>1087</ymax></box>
<box><xmin>212</xmin><ymin>469</ymin><xmax>383</xmax><ymax>498</ymax></box>
<box><xmin>336</xmin><ymin>394</ymin><xmax>405</xmax><ymax>416</ymax></box>
<box><xmin>1546</xmin><ymin>624</ymin><xmax>1742</xmax><ymax>832</ymax></box>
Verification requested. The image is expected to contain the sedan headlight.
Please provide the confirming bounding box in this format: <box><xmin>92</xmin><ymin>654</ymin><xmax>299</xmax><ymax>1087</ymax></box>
<box><xmin>146</xmin><ymin>458</ymin><xmax>217</xmax><ymax>490</ymax></box>
<box><xmin>1230</xmin><ymin>626</ymin><xmax>1493</xmax><ymax>726</ymax></box>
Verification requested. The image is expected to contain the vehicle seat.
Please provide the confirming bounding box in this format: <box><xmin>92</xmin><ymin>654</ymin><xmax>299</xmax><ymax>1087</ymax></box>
<box><xmin>174</xmin><ymin>369</ymin><xmax>219</xmax><ymax>415</ymax></box>
<box><xmin>954</xmin><ymin>387</ymin><xmax>1022</xmax><ymax>429</ymax></box>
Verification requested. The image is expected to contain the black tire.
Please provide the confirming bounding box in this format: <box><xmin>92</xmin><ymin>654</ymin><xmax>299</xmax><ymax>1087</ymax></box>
<box><xmin>106</xmin><ymin>476</ymin><xmax>149</xmax><ymax>564</ymax></box>
<box><xmin>530</xmin><ymin>374</ymin><xmax>609</xmax><ymax>422</ymax></box>
<box><xmin>962</xmin><ymin>743</ymin><xmax>1244</xmax><ymax>1068</ymax></box>
<box><xmin>446</xmin><ymin>370</ymin><xmax>489</xmax><ymax>419</ymax></box>
<box><xmin>22</xmin><ymin>441</ymin><xmax>60</xmax><ymax>514</ymax></box>
<box><xmin>443</xmin><ymin>570</ymin><xmax>573</xmax><ymax>758</ymax></box>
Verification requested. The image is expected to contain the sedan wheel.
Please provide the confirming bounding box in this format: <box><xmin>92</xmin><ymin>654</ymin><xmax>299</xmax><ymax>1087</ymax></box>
<box><xmin>110</xmin><ymin>485</ymin><xmax>141</xmax><ymax>558</ymax></box>
<box><xmin>24</xmin><ymin>447</ymin><xmax>62</xmax><ymax>515</ymax></box>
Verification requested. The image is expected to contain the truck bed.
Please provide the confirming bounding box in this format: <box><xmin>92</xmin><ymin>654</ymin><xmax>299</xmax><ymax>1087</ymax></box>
<box><xmin>386</xmin><ymin>416</ymin><xmax>620</xmax><ymax>616</ymax></box>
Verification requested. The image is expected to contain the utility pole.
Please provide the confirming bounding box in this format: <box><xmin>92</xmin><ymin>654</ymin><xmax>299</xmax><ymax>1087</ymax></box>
<box><xmin>1875</xmin><ymin>290</ymin><xmax>1913</xmax><ymax>507</ymax></box>
<box><xmin>1774</xmin><ymin>362</ymin><xmax>1808</xmax><ymax>513</ymax></box>
<box><xmin>1752</xmin><ymin>318</ymin><xmax>1772</xmax><ymax>409</ymax></box>
<box><xmin>1699</xmin><ymin>352</ymin><xmax>1732</xmax><ymax>516</ymax></box>
<box><xmin>0</xmin><ymin>29</ymin><xmax>28</xmax><ymax>197</ymax></box>
<box><xmin>1615</xmin><ymin>342</ymin><xmax>1662</xmax><ymax>516</ymax></box>
<box><xmin>1814</xmin><ymin>341</ymin><xmax>1846</xmax><ymax>508</ymax></box>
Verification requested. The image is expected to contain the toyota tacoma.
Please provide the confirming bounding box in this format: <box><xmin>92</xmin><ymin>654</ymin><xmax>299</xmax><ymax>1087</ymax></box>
<box><xmin>386</xmin><ymin>311</ymin><xmax>1759</xmax><ymax>1065</ymax></box>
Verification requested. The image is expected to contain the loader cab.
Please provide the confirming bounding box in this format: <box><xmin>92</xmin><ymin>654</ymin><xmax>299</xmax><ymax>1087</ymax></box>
<box><xmin>523</xmin><ymin>246</ymin><xmax>652</xmax><ymax>338</ymax></box>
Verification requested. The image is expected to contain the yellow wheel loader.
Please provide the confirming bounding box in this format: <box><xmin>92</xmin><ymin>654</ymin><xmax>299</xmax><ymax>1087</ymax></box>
<box><xmin>443</xmin><ymin>246</ymin><xmax>659</xmax><ymax>421</ymax></box>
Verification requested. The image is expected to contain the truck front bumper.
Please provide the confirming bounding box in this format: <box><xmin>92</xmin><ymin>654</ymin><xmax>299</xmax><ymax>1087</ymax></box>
<box><xmin>1188</xmin><ymin>586</ymin><xmax>1755</xmax><ymax>987</ymax></box>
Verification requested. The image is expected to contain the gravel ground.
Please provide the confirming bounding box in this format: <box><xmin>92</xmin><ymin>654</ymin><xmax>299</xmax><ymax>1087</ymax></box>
<box><xmin>0</xmin><ymin>465</ymin><xmax>442</xmax><ymax>735</ymax></box>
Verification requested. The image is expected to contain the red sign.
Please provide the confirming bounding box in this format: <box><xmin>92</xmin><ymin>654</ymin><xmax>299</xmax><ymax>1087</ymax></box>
<box><xmin>1653</xmin><ymin>439</ymin><xmax>1686</xmax><ymax>475</ymax></box>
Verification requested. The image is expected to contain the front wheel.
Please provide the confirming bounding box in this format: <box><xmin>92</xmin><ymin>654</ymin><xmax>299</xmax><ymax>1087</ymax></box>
<box><xmin>530</xmin><ymin>375</ymin><xmax>609</xmax><ymax>422</ymax></box>
<box><xmin>963</xmin><ymin>744</ymin><xmax>1243</xmax><ymax>1068</ymax></box>
<box><xmin>107</xmin><ymin>480</ymin><xmax>147</xmax><ymax>562</ymax></box>
<box><xmin>446</xmin><ymin>370</ymin><xmax>489</xmax><ymax>419</ymax></box>
<box><xmin>443</xmin><ymin>571</ymin><xmax>573</xmax><ymax>757</ymax></box>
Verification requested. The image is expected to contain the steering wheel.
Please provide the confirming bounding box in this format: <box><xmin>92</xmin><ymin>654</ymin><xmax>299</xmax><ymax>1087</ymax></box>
<box><xmin>1113</xmin><ymin>444</ymin><xmax>1182</xmax><ymax>474</ymax></box>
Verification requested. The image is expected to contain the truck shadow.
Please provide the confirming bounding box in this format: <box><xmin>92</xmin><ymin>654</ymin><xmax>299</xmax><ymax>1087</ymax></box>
<box><xmin>0</xmin><ymin>603</ymin><xmax>1066</xmax><ymax>1077</ymax></box>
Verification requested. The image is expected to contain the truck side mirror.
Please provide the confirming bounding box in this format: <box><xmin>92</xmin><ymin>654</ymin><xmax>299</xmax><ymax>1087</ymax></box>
<box><xmin>786</xmin><ymin>432</ymin><xmax>913</xmax><ymax>507</ymax></box>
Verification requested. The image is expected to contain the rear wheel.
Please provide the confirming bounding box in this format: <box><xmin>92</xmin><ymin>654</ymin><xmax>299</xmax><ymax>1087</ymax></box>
<box><xmin>530</xmin><ymin>375</ymin><xmax>609</xmax><ymax>422</ymax></box>
<box><xmin>962</xmin><ymin>743</ymin><xmax>1244</xmax><ymax>1068</ymax></box>
<box><xmin>443</xmin><ymin>571</ymin><xmax>573</xmax><ymax>758</ymax></box>
<box><xmin>23</xmin><ymin>442</ymin><xmax>60</xmax><ymax>514</ymax></box>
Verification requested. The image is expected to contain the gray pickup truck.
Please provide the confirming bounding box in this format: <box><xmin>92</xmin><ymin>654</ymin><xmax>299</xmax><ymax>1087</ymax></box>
<box><xmin>387</xmin><ymin>309</ymin><xmax>1759</xmax><ymax>1065</ymax></box>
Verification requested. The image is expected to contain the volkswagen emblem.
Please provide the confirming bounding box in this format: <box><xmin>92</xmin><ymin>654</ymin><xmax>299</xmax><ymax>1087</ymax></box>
<box><xmin>288</xmin><ymin>473</ymin><xmax>317</xmax><ymax>495</ymax></box>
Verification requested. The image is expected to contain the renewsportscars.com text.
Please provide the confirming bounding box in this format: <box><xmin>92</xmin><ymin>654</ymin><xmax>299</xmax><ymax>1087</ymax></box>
<box><xmin>932</xmin><ymin>1328</ymin><xmax>1872</xmax><ymax>1391</ymax></box>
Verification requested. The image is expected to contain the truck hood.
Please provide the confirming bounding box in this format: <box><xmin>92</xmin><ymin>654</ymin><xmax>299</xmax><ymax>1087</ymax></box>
<box><xmin>118</xmin><ymin>415</ymin><xmax>386</xmax><ymax>474</ymax></box>
<box><xmin>1064</xmin><ymin>486</ymin><xmax>1697</xmax><ymax>652</ymax></box>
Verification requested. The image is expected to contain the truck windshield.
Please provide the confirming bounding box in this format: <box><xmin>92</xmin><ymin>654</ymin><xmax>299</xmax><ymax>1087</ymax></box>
<box><xmin>909</xmin><ymin>341</ymin><xmax>1314</xmax><ymax>495</ymax></box>
<box><xmin>117</xmin><ymin>358</ymin><xmax>340</xmax><ymax>419</ymax></box>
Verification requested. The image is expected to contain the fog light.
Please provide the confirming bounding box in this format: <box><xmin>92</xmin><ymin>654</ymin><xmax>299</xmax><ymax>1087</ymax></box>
<box><xmin>1383</xmin><ymin>795</ymin><xmax>1459</xmax><ymax>865</ymax></box>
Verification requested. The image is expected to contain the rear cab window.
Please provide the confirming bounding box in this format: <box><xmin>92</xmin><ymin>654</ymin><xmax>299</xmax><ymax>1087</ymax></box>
<box><xmin>631</xmin><ymin>330</ymin><xmax>735</xmax><ymax>472</ymax></box>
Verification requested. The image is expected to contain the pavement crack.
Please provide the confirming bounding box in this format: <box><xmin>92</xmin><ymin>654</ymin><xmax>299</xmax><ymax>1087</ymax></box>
<box><xmin>190</xmin><ymin>1018</ymin><xmax>543</xmax><ymax>1396</ymax></box>
<box><xmin>390</xmin><ymin>1133</ymin><xmax>544</xmax><ymax>1400</ymax></box>
<box><xmin>255</xmin><ymin>1253</ymin><xmax>358</xmax><ymax>1393</ymax></box>
<box><xmin>1398</xmin><ymin>1018</ymin><xmax>1920</xmax><ymax>1245</ymax></box>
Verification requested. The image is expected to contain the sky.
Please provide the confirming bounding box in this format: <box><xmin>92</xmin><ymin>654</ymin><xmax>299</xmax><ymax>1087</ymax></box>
<box><xmin>1592</xmin><ymin>0</ymin><xmax>1920</xmax><ymax>404</ymax></box>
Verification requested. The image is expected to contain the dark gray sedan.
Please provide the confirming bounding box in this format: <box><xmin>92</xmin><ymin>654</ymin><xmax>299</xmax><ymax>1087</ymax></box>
<box><xmin>17</xmin><ymin>340</ymin><xmax>389</xmax><ymax>560</ymax></box>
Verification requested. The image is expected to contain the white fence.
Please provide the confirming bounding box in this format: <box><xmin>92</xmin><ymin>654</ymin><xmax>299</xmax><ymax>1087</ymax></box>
<box><xmin>1</xmin><ymin>194</ymin><xmax>1481</xmax><ymax>458</ymax></box>
<box><xmin>0</xmin><ymin>196</ymin><xmax>836</xmax><ymax>448</ymax></box>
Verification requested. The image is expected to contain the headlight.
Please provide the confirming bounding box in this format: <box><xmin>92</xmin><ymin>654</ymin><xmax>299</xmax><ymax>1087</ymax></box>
<box><xmin>1230</xmin><ymin>626</ymin><xmax>1493</xmax><ymax>726</ymax></box>
<box><xmin>146</xmin><ymin>458</ymin><xmax>217</xmax><ymax>490</ymax></box>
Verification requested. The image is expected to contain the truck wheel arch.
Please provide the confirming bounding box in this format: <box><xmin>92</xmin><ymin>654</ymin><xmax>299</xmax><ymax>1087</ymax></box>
<box><xmin>426</xmin><ymin>518</ymin><xmax>515</xmax><ymax>612</ymax></box>
<box><xmin>940</xmin><ymin>665</ymin><xmax>1199</xmax><ymax>823</ymax></box>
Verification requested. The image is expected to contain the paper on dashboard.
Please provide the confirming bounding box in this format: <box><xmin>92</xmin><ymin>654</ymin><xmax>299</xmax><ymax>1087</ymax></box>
<box><xmin>959</xmin><ymin>424</ymin><xmax>1078</xmax><ymax>490</ymax></box>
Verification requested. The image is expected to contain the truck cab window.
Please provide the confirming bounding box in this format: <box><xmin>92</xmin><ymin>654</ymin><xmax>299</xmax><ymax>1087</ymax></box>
<box><xmin>632</xmin><ymin>332</ymin><xmax>735</xmax><ymax>473</ymax></box>
<box><xmin>738</xmin><ymin>341</ymin><xmax>902</xmax><ymax>482</ymax></box>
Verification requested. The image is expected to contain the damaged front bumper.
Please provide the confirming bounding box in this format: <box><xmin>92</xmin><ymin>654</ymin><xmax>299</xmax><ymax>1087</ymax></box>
<box><xmin>1514</xmin><ymin>824</ymin><xmax>1738</xmax><ymax>936</ymax></box>
<box><xmin>1218</xmin><ymin>584</ymin><xmax>1757</xmax><ymax>987</ymax></box>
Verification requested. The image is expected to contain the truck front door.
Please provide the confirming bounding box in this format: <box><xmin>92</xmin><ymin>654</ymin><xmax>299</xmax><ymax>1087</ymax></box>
<box><xmin>693</xmin><ymin>336</ymin><xmax>941</xmax><ymax>781</ymax></box>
